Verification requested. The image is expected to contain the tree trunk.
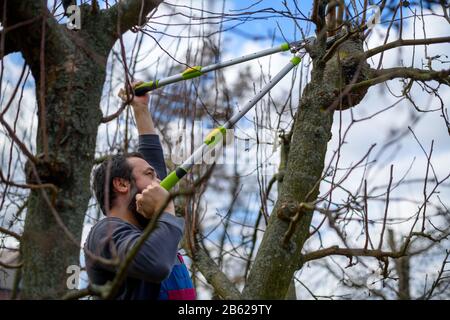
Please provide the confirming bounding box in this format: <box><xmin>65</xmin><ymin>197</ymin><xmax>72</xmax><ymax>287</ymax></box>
<box><xmin>0</xmin><ymin>0</ymin><xmax>163</xmax><ymax>299</ymax></box>
<box><xmin>243</xmin><ymin>36</ymin><xmax>371</xmax><ymax>299</ymax></box>
<box><xmin>243</xmin><ymin>76</ymin><xmax>334</xmax><ymax>299</ymax></box>
<box><xmin>21</xmin><ymin>39</ymin><xmax>105</xmax><ymax>299</ymax></box>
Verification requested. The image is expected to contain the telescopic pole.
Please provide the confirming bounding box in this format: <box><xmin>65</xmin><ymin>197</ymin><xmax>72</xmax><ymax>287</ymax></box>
<box><xmin>159</xmin><ymin>51</ymin><xmax>305</xmax><ymax>190</ymax></box>
<box><xmin>133</xmin><ymin>39</ymin><xmax>310</xmax><ymax>96</ymax></box>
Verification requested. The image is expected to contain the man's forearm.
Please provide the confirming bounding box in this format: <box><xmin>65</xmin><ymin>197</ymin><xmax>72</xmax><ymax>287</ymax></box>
<box><xmin>133</xmin><ymin>107</ymin><xmax>156</xmax><ymax>135</ymax></box>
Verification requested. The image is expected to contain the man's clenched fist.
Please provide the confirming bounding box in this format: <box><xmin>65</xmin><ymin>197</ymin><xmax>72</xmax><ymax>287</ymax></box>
<box><xmin>135</xmin><ymin>184</ymin><xmax>175</xmax><ymax>218</ymax></box>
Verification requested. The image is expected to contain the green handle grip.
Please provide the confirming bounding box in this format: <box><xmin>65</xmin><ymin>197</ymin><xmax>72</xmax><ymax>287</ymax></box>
<box><xmin>160</xmin><ymin>171</ymin><xmax>180</xmax><ymax>191</ymax></box>
<box><xmin>181</xmin><ymin>66</ymin><xmax>203</xmax><ymax>80</ymax></box>
<box><xmin>160</xmin><ymin>166</ymin><xmax>189</xmax><ymax>191</ymax></box>
<box><xmin>134</xmin><ymin>81</ymin><xmax>159</xmax><ymax>96</ymax></box>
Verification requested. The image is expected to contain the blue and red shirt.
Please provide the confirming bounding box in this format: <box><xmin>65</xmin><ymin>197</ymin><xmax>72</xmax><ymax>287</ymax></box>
<box><xmin>158</xmin><ymin>253</ymin><xmax>196</xmax><ymax>300</ymax></box>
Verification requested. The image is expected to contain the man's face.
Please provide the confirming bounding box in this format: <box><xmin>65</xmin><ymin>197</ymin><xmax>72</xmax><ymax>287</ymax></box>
<box><xmin>127</xmin><ymin>157</ymin><xmax>160</xmax><ymax>192</ymax></box>
<box><xmin>126</xmin><ymin>157</ymin><xmax>160</xmax><ymax>228</ymax></box>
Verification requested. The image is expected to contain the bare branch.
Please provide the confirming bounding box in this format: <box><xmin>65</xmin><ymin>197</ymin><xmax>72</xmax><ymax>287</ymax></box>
<box><xmin>303</xmin><ymin>246</ymin><xmax>406</xmax><ymax>263</ymax></box>
<box><xmin>190</xmin><ymin>244</ymin><xmax>242</xmax><ymax>300</ymax></box>
<box><xmin>104</xmin><ymin>0</ymin><xmax>163</xmax><ymax>39</ymax></box>
<box><xmin>364</xmin><ymin>36</ymin><xmax>450</xmax><ymax>59</ymax></box>
<box><xmin>347</xmin><ymin>67</ymin><xmax>450</xmax><ymax>94</ymax></box>
<box><xmin>0</xmin><ymin>260</ymin><xmax>23</xmax><ymax>269</ymax></box>
<box><xmin>0</xmin><ymin>226</ymin><xmax>21</xmax><ymax>240</ymax></box>
<box><xmin>0</xmin><ymin>0</ymin><xmax>65</xmax><ymax>63</ymax></box>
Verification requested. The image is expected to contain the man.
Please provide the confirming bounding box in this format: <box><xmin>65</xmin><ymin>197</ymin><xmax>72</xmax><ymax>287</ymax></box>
<box><xmin>84</xmin><ymin>82</ymin><xmax>196</xmax><ymax>300</ymax></box>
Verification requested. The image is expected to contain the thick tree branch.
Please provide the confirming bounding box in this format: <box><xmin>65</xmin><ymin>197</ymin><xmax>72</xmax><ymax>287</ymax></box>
<box><xmin>61</xmin><ymin>0</ymin><xmax>76</xmax><ymax>13</ymax></box>
<box><xmin>348</xmin><ymin>67</ymin><xmax>450</xmax><ymax>92</ymax></box>
<box><xmin>311</xmin><ymin>0</ymin><xmax>320</xmax><ymax>26</ymax></box>
<box><xmin>191</xmin><ymin>244</ymin><xmax>242</xmax><ymax>300</ymax></box>
<box><xmin>311</xmin><ymin>0</ymin><xmax>327</xmax><ymax>35</ymax></box>
<box><xmin>303</xmin><ymin>246</ymin><xmax>405</xmax><ymax>263</ymax></box>
<box><xmin>330</xmin><ymin>66</ymin><xmax>450</xmax><ymax>114</ymax></box>
<box><xmin>0</xmin><ymin>0</ymin><xmax>65</xmax><ymax>64</ymax></box>
<box><xmin>371</xmin><ymin>67</ymin><xmax>450</xmax><ymax>85</ymax></box>
<box><xmin>336</xmin><ymin>0</ymin><xmax>344</xmax><ymax>27</ymax></box>
<box><xmin>364</xmin><ymin>36</ymin><xmax>450</xmax><ymax>59</ymax></box>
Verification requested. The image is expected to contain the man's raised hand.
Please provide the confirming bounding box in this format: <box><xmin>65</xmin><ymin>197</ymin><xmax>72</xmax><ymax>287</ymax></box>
<box><xmin>118</xmin><ymin>81</ymin><xmax>149</xmax><ymax>112</ymax></box>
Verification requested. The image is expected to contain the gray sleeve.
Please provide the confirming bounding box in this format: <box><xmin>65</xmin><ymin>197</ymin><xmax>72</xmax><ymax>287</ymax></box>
<box><xmin>138</xmin><ymin>134</ymin><xmax>168</xmax><ymax>180</ymax></box>
<box><xmin>90</xmin><ymin>213</ymin><xmax>184</xmax><ymax>283</ymax></box>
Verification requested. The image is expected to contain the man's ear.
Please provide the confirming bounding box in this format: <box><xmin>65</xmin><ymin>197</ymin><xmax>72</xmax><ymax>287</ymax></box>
<box><xmin>112</xmin><ymin>178</ymin><xmax>130</xmax><ymax>194</ymax></box>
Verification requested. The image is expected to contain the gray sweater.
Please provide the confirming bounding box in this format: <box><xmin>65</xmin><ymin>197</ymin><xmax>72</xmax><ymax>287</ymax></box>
<box><xmin>85</xmin><ymin>134</ymin><xmax>184</xmax><ymax>299</ymax></box>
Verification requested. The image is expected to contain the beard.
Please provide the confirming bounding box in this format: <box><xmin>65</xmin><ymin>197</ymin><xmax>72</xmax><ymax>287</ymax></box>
<box><xmin>128</xmin><ymin>183</ymin><xmax>150</xmax><ymax>229</ymax></box>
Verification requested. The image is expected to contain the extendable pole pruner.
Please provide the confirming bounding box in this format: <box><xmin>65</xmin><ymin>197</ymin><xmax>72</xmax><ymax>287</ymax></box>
<box><xmin>159</xmin><ymin>50</ymin><xmax>306</xmax><ymax>191</ymax></box>
<box><xmin>133</xmin><ymin>34</ymin><xmax>341</xmax><ymax>96</ymax></box>
<box><xmin>132</xmin><ymin>34</ymin><xmax>342</xmax><ymax>190</ymax></box>
<box><xmin>133</xmin><ymin>39</ymin><xmax>311</xmax><ymax>96</ymax></box>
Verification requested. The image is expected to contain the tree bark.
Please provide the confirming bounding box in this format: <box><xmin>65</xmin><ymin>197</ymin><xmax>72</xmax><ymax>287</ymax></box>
<box><xmin>21</xmin><ymin>49</ymin><xmax>105</xmax><ymax>299</ymax></box>
<box><xmin>19</xmin><ymin>17</ymin><xmax>108</xmax><ymax>301</ymax></box>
